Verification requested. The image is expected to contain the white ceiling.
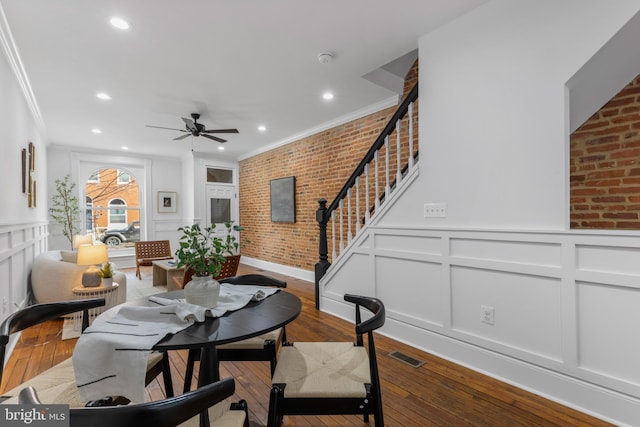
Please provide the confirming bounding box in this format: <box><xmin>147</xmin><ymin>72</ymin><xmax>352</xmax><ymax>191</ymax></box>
<box><xmin>1</xmin><ymin>0</ymin><xmax>486</xmax><ymax>160</ymax></box>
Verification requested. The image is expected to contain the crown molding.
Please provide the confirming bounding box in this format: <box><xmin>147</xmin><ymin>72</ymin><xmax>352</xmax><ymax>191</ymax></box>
<box><xmin>0</xmin><ymin>2</ymin><xmax>45</xmax><ymax>132</ymax></box>
<box><xmin>238</xmin><ymin>95</ymin><xmax>399</xmax><ymax>161</ymax></box>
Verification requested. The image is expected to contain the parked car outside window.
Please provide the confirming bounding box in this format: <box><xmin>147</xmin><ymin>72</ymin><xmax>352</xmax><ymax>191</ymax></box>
<box><xmin>100</xmin><ymin>221</ymin><xmax>140</xmax><ymax>246</ymax></box>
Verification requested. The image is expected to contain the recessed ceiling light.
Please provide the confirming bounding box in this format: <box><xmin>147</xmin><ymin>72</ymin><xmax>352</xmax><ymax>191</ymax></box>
<box><xmin>218</xmin><ymin>146</ymin><xmax>225</xmax><ymax>151</ymax></box>
<box><xmin>257</xmin><ymin>125</ymin><xmax>267</xmax><ymax>132</ymax></box>
<box><xmin>121</xmin><ymin>146</ymin><xmax>129</xmax><ymax>150</ymax></box>
<box><xmin>91</xmin><ymin>128</ymin><xmax>102</xmax><ymax>134</ymax></box>
<box><xmin>109</xmin><ymin>17</ymin><xmax>130</xmax><ymax>30</ymax></box>
<box><xmin>96</xmin><ymin>92</ymin><xmax>111</xmax><ymax>100</ymax></box>
<box><xmin>322</xmin><ymin>91</ymin><xmax>335</xmax><ymax>101</ymax></box>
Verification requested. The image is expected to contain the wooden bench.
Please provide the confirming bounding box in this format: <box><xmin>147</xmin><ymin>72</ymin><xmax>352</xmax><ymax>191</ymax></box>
<box><xmin>134</xmin><ymin>240</ymin><xmax>173</xmax><ymax>279</ymax></box>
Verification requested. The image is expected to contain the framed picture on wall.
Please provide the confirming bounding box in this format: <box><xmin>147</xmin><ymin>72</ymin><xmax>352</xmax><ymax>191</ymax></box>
<box><xmin>158</xmin><ymin>191</ymin><xmax>177</xmax><ymax>213</ymax></box>
<box><xmin>270</xmin><ymin>176</ymin><xmax>296</xmax><ymax>223</ymax></box>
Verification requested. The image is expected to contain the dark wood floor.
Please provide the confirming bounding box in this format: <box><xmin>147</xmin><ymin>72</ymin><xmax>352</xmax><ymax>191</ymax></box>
<box><xmin>2</xmin><ymin>264</ymin><xmax>613</xmax><ymax>426</ymax></box>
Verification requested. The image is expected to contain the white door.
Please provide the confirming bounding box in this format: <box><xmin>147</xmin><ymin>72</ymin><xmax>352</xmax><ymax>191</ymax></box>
<box><xmin>205</xmin><ymin>184</ymin><xmax>237</xmax><ymax>239</ymax></box>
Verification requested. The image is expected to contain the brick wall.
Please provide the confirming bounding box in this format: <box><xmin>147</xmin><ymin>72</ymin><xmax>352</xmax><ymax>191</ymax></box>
<box><xmin>240</xmin><ymin>61</ymin><xmax>418</xmax><ymax>271</ymax></box>
<box><xmin>570</xmin><ymin>74</ymin><xmax>640</xmax><ymax>229</ymax></box>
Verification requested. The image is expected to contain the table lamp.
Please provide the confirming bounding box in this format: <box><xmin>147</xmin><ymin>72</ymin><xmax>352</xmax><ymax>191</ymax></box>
<box><xmin>77</xmin><ymin>244</ymin><xmax>108</xmax><ymax>287</ymax></box>
<box><xmin>72</xmin><ymin>234</ymin><xmax>93</xmax><ymax>249</ymax></box>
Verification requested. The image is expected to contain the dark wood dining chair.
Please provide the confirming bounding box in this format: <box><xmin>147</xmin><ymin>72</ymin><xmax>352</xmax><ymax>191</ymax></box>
<box><xmin>183</xmin><ymin>273</ymin><xmax>288</xmax><ymax>393</ymax></box>
<box><xmin>267</xmin><ymin>294</ymin><xmax>386</xmax><ymax>427</ymax></box>
<box><xmin>19</xmin><ymin>376</ymin><xmax>249</xmax><ymax>427</ymax></box>
<box><xmin>0</xmin><ymin>298</ymin><xmax>174</xmax><ymax>405</ymax></box>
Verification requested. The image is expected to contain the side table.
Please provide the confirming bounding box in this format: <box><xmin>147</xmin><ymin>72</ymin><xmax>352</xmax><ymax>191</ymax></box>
<box><xmin>72</xmin><ymin>283</ymin><xmax>120</xmax><ymax>328</ymax></box>
<box><xmin>152</xmin><ymin>259</ymin><xmax>184</xmax><ymax>291</ymax></box>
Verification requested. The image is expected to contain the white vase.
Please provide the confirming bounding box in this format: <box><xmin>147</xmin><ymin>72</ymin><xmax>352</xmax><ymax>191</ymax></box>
<box><xmin>101</xmin><ymin>277</ymin><xmax>113</xmax><ymax>287</ymax></box>
<box><xmin>184</xmin><ymin>276</ymin><xmax>220</xmax><ymax>308</ymax></box>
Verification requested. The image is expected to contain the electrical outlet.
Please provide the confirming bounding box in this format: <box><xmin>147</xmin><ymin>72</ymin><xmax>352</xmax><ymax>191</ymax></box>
<box><xmin>480</xmin><ymin>305</ymin><xmax>495</xmax><ymax>325</ymax></box>
<box><xmin>424</xmin><ymin>203</ymin><xmax>447</xmax><ymax>218</ymax></box>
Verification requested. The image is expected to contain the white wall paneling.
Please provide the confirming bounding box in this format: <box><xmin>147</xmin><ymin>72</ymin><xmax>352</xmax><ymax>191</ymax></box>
<box><xmin>320</xmin><ymin>227</ymin><xmax>640</xmax><ymax>425</ymax></box>
<box><xmin>0</xmin><ymin>222</ymin><xmax>48</xmax><ymax>361</ymax></box>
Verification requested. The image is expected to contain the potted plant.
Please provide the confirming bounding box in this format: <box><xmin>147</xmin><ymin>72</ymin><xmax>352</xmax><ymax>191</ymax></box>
<box><xmin>97</xmin><ymin>262</ymin><xmax>114</xmax><ymax>287</ymax></box>
<box><xmin>49</xmin><ymin>175</ymin><xmax>81</xmax><ymax>250</ymax></box>
<box><xmin>175</xmin><ymin>223</ymin><xmax>228</xmax><ymax>307</ymax></box>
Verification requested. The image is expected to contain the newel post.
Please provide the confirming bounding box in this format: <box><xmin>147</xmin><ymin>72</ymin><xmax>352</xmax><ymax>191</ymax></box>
<box><xmin>315</xmin><ymin>198</ymin><xmax>330</xmax><ymax>309</ymax></box>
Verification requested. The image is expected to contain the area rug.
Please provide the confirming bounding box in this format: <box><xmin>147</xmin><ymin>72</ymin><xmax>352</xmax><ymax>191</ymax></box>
<box><xmin>61</xmin><ymin>278</ymin><xmax>167</xmax><ymax>340</ymax></box>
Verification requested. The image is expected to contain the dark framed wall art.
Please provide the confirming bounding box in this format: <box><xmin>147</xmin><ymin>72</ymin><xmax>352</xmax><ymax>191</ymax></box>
<box><xmin>270</xmin><ymin>176</ymin><xmax>296</xmax><ymax>223</ymax></box>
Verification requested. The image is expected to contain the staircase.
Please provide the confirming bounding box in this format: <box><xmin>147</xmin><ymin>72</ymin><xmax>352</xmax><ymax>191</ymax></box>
<box><xmin>314</xmin><ymin>84</ymin><xmax>419</xmax><ymax>307</ymax></box>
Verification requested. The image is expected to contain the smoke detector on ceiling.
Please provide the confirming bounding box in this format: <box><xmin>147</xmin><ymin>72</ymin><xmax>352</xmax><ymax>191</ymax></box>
<box><xmin>317</xmin><ymin>52</ymin><xmax>334</xmax><ymax>64</ymax></box>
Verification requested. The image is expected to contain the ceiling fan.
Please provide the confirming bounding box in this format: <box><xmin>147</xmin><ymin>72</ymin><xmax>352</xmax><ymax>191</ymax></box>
<box><xmin>146</xmin><ymin>113</ymin><xmax>239</xmax><ymax>143</ymax></box>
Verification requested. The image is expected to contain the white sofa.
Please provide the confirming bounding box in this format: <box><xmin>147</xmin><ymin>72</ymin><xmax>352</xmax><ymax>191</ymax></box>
<box><xmin>31</xmin><ymin>250</ymin><xmax>127</xmax><ymax>305</ymax></box>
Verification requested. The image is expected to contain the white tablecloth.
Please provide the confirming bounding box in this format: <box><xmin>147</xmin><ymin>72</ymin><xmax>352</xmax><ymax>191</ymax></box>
<box><xmin>73</xmin><ymin>284</ymin><xmax>280</xmax><ymax>403</ymax></box>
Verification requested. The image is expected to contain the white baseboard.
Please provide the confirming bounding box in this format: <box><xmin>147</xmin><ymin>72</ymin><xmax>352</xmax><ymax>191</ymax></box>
<box><xmin>240</xmin><ymin>256</ymin><xmax>315</xmax><ymax>283</ymax></box>
<box><xmin>381</xmin><ymin>317</ymin><xmax>637</xmax><ymax>427</ymax></box>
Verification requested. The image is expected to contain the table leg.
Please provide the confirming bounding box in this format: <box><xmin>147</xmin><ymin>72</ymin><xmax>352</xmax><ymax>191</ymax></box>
<box><xmin>198</xmin><ymin>346</ymin><xmax>220</xmax><ymax>387</ymax></box>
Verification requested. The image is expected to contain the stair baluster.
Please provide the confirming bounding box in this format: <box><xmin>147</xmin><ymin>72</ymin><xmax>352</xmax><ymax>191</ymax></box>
<box><xmin>315</xmin><ymin>84</ymin><xmax>418</xmax><ymax>308</ymax></box>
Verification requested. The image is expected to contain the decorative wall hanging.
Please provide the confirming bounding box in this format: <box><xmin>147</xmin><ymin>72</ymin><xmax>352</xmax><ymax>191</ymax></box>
<box><xmin>158</xmin><ymin>191</ymin><xmax>177</xmax><ymax>213</ymax></box>
<box><xmin>22</xmin><ymin>142</ymin><xmax>36</xmax><ymax>207</ymax></box>
<box><xmin>270</xmin><ymin>176</ymin><xmax>296</xmax><ymax>223</ymax></box>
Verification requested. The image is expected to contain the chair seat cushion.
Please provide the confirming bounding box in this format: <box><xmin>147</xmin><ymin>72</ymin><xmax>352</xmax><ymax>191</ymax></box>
<box><xmin>180</xmin><ymin>399</ymin><xmax>246</xmax><ymax>427</ymax></box>
<box><xmin>271</xmin><ymin>342</ymin><xmax>370</xmax><ymax>398</ymax></box>
<box><xmin>217</xmin><ymin>328</ymin><xmax>282</xmax><ymax>350</ymax></box>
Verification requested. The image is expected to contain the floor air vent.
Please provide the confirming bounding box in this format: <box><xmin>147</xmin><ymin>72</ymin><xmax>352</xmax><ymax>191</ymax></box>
<box><xmin>388</xmin><ymin>351</ymin><xmax>424</xmax><ymax>368</ymax></box>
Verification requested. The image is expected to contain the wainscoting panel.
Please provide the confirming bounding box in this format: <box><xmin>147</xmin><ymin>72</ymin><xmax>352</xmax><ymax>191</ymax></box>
<box><xmin>451</xmin><ymin>238</ymin><xmax>562</xmax><ymax>267</ymax></box>
<box><xmin>577</xmin><ymin>281</ymin><xmax>640</xmax><ymax>389</ymax></box>
<box><xmin>375</xmin><ymin>232</ymin><xmax>442</xmax><ymax>255</ymax></box>
<box><xmin>376</xmin><ymin>256</ymin><xmax>444</xmax><ymax>327</ymax></box>
<box><xmin>322</xmin><ymin>252</ymin><xmax>375</xmax><ymax>303</ymax></box>
<box><xmin>0</xmin><ymin>221</ymin><xmax>48</xmax><ymax>339</ymax></box>
<box><xmin>319</xmin><ymin>227</ymin><xmax>640</xmax><ymax>424</ymax></box>
<box><xmin>450</xmin><ymin>266</ymin><xmax>563</xmax><ymax>361</ymax></box>
<box><xmin>576</xmin><ymin>244</ymin><xmax>640</xmax><ymax>277</ymax></box>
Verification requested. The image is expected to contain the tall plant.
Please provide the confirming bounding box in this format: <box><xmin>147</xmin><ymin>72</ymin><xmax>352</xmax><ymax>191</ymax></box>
<box><xmin>175</xmin><ymin>222</ymin><xmax>245</xmax><ymax>278</ymax></box>
<box><xmin>49</xmin><ymin>175</ymin><xmax>80</xmax><ymax>249</ymax></box>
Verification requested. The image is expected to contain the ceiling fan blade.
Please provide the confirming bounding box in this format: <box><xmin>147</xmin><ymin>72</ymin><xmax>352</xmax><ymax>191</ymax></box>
<box><xmin>146</xmin><ymin>125</ymin><xmax>185</xmax><ymax>132</ymax></box>
<box><xmin>182</xmin><ymin>117</ymin><xmax>197</xmax><ymax>131</ymax></box>
<box><xmin>201</xmin><ymin>128</ymin><xmax>239</xmax><ymax>134</ymax></box>
<box><xmin>201</xmin><ymin>133</ymin><xmax>226</xmax><ymax>143</ymax></box>
<box><xmin>173</xmin><ymin>134</ymin><xmax>191</xmax><ymax>141</ymax></box>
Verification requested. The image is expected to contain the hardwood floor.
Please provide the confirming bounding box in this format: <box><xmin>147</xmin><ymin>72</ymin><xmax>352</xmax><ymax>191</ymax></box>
<box><xmin>1</xmin><ymin>264</ymin><xmax>613</xmax><ymax>426</ymax></box>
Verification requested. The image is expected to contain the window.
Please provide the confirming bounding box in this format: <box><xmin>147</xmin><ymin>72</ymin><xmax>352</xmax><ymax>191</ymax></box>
<box><xmin>88</xmin><ymin>171</ymin><xmax>100</xmax><ymax>183</ymax></box>
<box><xmin>85</xmin><ymin>196</ymin><xmax>93</xmax><ymax>232</ymax></box>
<box><xmin>206</xmin><ymin>168</ymin><xmax>233</xmax><ymax>184</ymax></box>
<box><xmin>85</xmin><ymin>166</ymin><xmax>141</xmax><ymax>248</ymax></box>
<box><xmin>117</xmin><ymin>169</ymin><xmax>131</xmax><ymax>184</ymax></box>
<box><xmin>108</xmin><ymin>199</ymin><xmax>127</xmax><ymax>226</ymax></box>
<box><xmin>210</xmin><ymin>198</ymin><xmax>231</xmax><ymax>224</ymax></box>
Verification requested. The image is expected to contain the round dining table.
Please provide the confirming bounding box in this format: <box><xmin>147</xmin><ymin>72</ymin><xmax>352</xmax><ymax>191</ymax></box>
<box><xmin>140</xmin><ymin>289</ymin><xmax>302</xmax><ymax>386</ymax></box>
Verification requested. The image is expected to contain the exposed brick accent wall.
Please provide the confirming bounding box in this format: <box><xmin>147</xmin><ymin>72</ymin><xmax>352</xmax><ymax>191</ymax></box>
<box><xmin>240</xmin><ymin>61</ymin><xmax>418</xmax><ymax>271</ymax></box>
<box><xmin>570</xmin><ymin>74</ymin><xmax>640</xmax><ymax>229</ymax></box>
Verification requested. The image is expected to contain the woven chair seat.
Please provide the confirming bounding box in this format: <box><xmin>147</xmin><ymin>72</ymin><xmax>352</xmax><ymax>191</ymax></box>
<box><xmin>217</xmin><ymin>328</ymin><xmax>282</xmax><ymax>350</ymax></box>
<box><xmin>179</xmin><ymin>399</ymin><xmax>246</xmax><ymax>427</ymax></box>
<box><xmin>2</xmin><ymin>352</ymin><xmax>167</xmax><ymax>406</ymax></box>
<box><xmin>272</xmin><ymin>342</ymin><xmax>370</xmax><ymax>398</ymax></box>
<box><xmin>2</xmin><ymin>358</ymin><xmax>81</xmax><ymax>406</ymax></box>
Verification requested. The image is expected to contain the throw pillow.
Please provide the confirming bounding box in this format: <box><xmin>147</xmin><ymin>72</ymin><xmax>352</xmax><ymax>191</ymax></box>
<box><xmin>60</xmin><ymin>250</ymin><xmax>78</xmax><ymax>263</ymax></box>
